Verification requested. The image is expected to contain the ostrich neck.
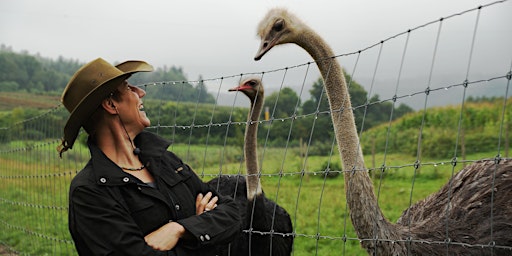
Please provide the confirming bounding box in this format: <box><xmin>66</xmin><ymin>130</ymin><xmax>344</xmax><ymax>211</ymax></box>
<box><xmin>245</xmin><ymin>94</ymin><xmax>264</xmax><ymax>201</ymax></box>
<box><xmin>296</xmin><ymin>28</ymin><xmax>398</xmax><ymax>247</ymax></box>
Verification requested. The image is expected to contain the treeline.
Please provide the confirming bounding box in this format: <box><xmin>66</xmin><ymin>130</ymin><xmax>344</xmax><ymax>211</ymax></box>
<box><xmin>1</xmin><ymin>95</ymin><xmax>508</xmax><ymax>161</ymax></box>
<box><xmin>1</xmin><ymin>46</ymin><xmax>420</xmax><ymax>151</ymax></box>
<box><xmin>74</xmin><ymin>93</ymin><xmax>412</xmax><ymax>154</ymax></box>
<box><xmin>0</xmin><ymin>86</ymin><xmax>414</xmax><ymax>155</ymax></box>
<box><xmin>0</xmin><ymin>47</ymin><xmax>81</xmax><ymax>93</ymax></box>
<box><xmin>0</xmin><ymin>45</ymin><xmax>215</xmax><ymax>103</ymax></box>
<box><xmin>77</xmin><ymin>74</ymin><xmax>414</xmax><ymax>153</ymax></box>
<box><xmin>360</xmin><ymin>97</ymin><xmax>511</xmax><ymax>159</ymax></box>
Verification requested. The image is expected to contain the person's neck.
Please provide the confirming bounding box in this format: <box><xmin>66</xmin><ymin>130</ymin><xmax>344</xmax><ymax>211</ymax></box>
<box><xmin>96</xmin><ymin>122</ymin><xmax>141</xmax><ymax>168</ymax></box>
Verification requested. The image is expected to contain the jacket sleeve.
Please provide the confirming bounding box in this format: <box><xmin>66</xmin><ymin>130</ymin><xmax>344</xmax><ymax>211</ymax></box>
<box><xmin>69</xmin><ymin>185</ymin><xmax>171</xmax><ymax>256</ymax></box>
<box><xmin>174</xmin><ymin>164</ymin><xmax>242</xmax><ymax>249</ymax></box>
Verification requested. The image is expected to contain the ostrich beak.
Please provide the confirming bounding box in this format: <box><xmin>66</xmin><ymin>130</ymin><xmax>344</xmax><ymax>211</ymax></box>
<box><xmin>228</xmin><ymin>84</ymin><xmax>252</xmax><ymax>92</ymax></box>
<box><xmin>254</xmin><ymin>38</ymin><xmax>277</xmax><ymax>61</ymax></box>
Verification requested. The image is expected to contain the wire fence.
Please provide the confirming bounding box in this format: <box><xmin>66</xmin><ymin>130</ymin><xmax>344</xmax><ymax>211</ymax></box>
<box><xmin>0</xmin><ymin>1</ymin><xmax>511</xmax><ymax>255</ymax></box>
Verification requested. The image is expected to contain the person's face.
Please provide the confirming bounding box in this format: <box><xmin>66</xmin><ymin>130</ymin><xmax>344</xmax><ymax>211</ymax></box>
<box><xmin>113</xmin><ymin>80</ymin><xmax>151</xmax><ymax>131</ymax></box>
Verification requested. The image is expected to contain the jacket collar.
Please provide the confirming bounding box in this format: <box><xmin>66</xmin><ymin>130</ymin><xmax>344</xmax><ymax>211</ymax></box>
<box><xmin>133</xmin><ymin>130</ymin><xmax>172</xmax><ymax>159</ymax></box>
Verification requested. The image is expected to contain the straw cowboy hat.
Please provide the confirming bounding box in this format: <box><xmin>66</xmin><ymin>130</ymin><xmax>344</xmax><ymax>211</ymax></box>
<box><xmin>59</xmin><ymin>57</ymin><xmax>153</xmax><ymax>155</ymax></box>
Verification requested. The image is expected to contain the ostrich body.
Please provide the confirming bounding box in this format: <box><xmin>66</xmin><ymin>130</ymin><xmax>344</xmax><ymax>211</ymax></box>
<box><xmin>254</xmin><ymin>8</ymin><xmax>512</xmax><ymax>255</ymax></box>
<box><xmin>208</xmin><ymin>78</ymin><xmax>293</xmax><ymax>256</ymax></box>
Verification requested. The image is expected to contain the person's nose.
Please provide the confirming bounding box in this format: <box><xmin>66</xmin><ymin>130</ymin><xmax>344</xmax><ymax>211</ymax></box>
<box><xmin>130</xmin><ymin>85</ymin><xmax>146</xmax><ymax>98</ymax></box>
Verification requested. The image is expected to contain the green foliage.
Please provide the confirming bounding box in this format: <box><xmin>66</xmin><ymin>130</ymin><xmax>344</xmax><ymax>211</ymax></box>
<box><xmin>130</xmin><ymin>68</ymin><xmax>215</xmax><ymax>104</ymax></box>
<box><xmin>138</xmin><ymin>100</ymin><xmax>247</xmax><ymax>147</ymax></box>
<box><xmin>301</xmin><ymin>74</ymin><xmax>413</xmax><ymax>144</ymax></box>
<box><xmin>0</xmin><ymin>48</ymin><xmax>417</xmax><ymax>150</ymax></box>
<box><xmin>361</xmin><ymin>98</ymin><xmax>511</xmax><ymax>158</ymax></box>
<box><xmin>0</xmin><ymin>81</ymin><xmax>19</xmax><ymax>91</ymax></box>
<box><xmin>316</xmin><ymin>160</ymin><xmax>342</xmax><ymax>179</ymax></box>
<box><xmin>0</xmin><ymin>46</ymin><xmax>80</xmax><ymax>93</ymax></box>
<box><xmin>0</xmin><ymin>47</ymin><xmax>216</xmax><ymax>104</ymax></box>
<box><xmin>11</xmin><ymin>45</ymin><xmax>507</xmax><ymax>176</ymax></box>
<box><xmin>195</xmin><ymin>76</ymin><xmax>216</xmax><ymax>104</ymax></box>
<box><xmin>266</xmin><ymin>87</ymin><xmax>301</xmax><ymax>118</ymax></box>
<box><xmin>0</xmin><ymin>106</ymin><xmax>67</xmax><ymax>144</ymax></box>
<box><xmin>1</xmin><ymin>138</ymin><xmax>500</xmax><ymax>255</ymax></box>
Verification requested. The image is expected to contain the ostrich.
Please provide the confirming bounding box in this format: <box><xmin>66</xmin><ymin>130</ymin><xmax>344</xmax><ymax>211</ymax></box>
<box><xmin>254</xmin><ymin>8</ymin><xmax>512</xmax><ymax>255</ymax></box>
<box><xmin>208</xmin><ymin>78</ymin><xmax>293</xmax><ymax>256</ymax></box>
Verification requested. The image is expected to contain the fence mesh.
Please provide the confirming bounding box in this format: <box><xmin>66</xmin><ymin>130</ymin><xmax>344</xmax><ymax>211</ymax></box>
<box><xmin>1</xmin><ymin>1</ymin><xmax>511</xmax><ymax>255</ymax></box>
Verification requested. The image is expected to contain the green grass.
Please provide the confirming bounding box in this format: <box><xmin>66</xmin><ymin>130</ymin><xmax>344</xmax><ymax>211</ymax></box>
<box><xmin>150</xmin><ymin>144</ymin><xmax>499</xmax><ymax>255</ymax></box>
<box><xmin>0</xmin><ymin>141</ymin><xmax>500</xmax><ymax>255</ymax></box>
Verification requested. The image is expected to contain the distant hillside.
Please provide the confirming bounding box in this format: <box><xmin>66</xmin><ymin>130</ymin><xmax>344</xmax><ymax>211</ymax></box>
<box><xmin>360</xmin><ymin>97</ymin><xmax>511</xmax><ymax>159</ymax></box>
<box><xmin>0</xmin><ymin>92</ymin><xmax>60</xmax><ymax>111</ymax></box>
<box><xmin>0</xmin><ymin>46</ymin><xmax>215</xmax><ymax>104</ymax></box>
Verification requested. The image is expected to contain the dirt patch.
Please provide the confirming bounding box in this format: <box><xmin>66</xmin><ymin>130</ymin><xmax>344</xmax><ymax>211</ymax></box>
<box><xmin>0</xmin><ymin>245</ymin><xmax>18</xmax><ymax>256</ymax></box>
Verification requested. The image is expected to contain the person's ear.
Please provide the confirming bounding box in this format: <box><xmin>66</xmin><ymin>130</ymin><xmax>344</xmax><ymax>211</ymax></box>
<box><xmin>101</xmin><ymin>98</ymin><xmax>118</xmax><ymax>114</ymax></box>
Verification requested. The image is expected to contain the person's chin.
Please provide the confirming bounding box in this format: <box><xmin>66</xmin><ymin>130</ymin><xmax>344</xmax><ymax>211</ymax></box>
<box><xmin>139</xmin><ymin>112</ymin><xmax>151</xmax><ymax>126</ymax></box>
<box><xmin>142</xmin><ymin>118</ymin><xmax>151</xmax><ymax>128</ymax></box>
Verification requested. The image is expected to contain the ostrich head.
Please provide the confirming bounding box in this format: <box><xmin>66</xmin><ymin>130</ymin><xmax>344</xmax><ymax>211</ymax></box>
<box><xmin>254</xmin><ymin>8</ymin><xmax>306</xmax><ymax>61</ymax></box>
<box><xmin>228</xmin><ymin>77</ymin><xmax>264</xmax><ymax>101</ymax></box>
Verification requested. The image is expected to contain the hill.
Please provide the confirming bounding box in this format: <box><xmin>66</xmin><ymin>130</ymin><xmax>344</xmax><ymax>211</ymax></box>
<box><xmin>0</xmin><ymin>92</ymin><xmax>60</xmax><ymax>111</ymax></box>
<box><xmin>0</xmin><ymin>46</ymin><xmax>215</xmax><ymax>104</ymax></box>
<box><xmin>360</xmin><ymin>97</ymin><xmax>511</xmax><ymax>159</ymax></box>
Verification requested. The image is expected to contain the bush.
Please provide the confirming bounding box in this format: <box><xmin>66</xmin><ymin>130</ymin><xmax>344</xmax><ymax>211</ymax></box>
<box><xmin>0</xmin><ymin>81</ymin><xmax>19</xmax><ymax>91</ymax></box>
<box><xmin>316</xmin><ymin>160</ymin><xmax>341</xmax><ymax>179</ymax></box>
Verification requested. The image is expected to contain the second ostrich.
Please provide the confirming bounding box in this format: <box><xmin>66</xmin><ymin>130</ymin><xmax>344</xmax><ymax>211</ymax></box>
<box><xmin>254</xmin><ymin>7</ymin><xmax>512</xmax><ymax>255</ymax></box>
<box><xmin>208</xmin><ymin>77</ymin><xmax>293</xmax><ymax>256</ymax></box>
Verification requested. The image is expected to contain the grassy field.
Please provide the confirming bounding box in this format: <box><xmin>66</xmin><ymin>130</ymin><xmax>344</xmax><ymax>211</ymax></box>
<box><xmin>0</xmin><ymin>140</ymin><xmax>500</xmax><ymax>255</ymax></box>
<box><xmin>181</xmin><ymin>144</ymin><xmax>482</xmax><ymax>255</ymax></box>
<box><xmin>0</xmin><ymin>92</ymin><xmax>60</xmax><ymax>111</ymax></box>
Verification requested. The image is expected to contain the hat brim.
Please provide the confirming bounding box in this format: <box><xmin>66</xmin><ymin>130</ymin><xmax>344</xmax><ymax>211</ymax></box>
<box><xmin>62</xmin><ymin>61</ymin><xmax>153</xmax><ymax>151</ymax></box>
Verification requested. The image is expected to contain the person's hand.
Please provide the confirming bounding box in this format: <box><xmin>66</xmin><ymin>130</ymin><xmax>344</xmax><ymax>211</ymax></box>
<box><xmin>144</xmin><ymin>221</ymin><xmax>185</xmax><ymax>251</ymax></box>
<box><xmin>196</xmin><ymin>192</ymin><xmax>218</xmax><ymax>215</ymax></box>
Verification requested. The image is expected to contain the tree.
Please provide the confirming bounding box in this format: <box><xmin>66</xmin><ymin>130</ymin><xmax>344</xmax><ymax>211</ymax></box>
<box><xmin>301</xmin><ymin>73</ymin><xmax>413</xmax><ymax>144</ymax></box>
<box><xmin>195</xmin><ymin>76</ymin><xmax>216</xmax><ymax>104</ymax></box>
<box><xmin>0</xmin><ymin>48</ymin><xmax>218</xmax><ymax>104</ymax></box>
<box><xmin>265</xmin><ymin>87</ymin><xmax>300</xmax><ymax>118</ymax></box>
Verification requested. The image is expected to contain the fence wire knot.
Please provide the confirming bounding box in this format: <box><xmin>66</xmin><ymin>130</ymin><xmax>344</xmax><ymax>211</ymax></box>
<box><xmin>451</xmin><ymin>157</ymin><xmax>457</xmax><ymax>167</ymax></box>
<box><xmin>413</xmin><ymin>160</ymin><xmax>421</xmax><ymax>170</ymax></box>
<box><xmin>380</xmin><ymin>164</ymin><xmax>386</xmax><ymax>173</ymax></box>
<box><xmin>494</xmin><ymin>154</ymin><xmax>502</xmax><ymax>164</ymax></box>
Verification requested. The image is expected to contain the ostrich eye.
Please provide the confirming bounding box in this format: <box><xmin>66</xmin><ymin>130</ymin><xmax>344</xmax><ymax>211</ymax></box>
<box><xmin>273</xmin><ymin>19</ymin><xmax>284</xmax><ymax>32</ymax></box>
<box><xmin>249</xmin><ymin>80</ymin><xmax>257</xmax><ymax>86</ymax></box>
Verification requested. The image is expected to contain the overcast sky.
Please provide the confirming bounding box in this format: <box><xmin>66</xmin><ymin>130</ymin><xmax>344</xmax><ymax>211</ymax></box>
<box><xmin>1</xmin><ymin>0</ymin><xmax>511</xmax><ymax>109</ymax></box>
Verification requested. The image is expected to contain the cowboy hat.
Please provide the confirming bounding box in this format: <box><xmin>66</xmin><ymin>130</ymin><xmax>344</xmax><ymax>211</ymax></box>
<box><xmin>59</xmin><ymin>57</ymin><xmax>153</xmax><ymax>154</ymax></box>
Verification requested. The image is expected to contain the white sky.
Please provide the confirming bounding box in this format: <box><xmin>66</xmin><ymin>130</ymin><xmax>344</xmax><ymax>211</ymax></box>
<box><xmin>1</xmin><ymin>0</ymin><xmax>511</xmax><ymax>109</ymax></box>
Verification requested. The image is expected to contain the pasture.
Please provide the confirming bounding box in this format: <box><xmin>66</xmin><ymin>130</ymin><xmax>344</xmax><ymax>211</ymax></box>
<box><xmin>0</xmin><ymin>140</ymin><xmax>491</xmax><ymax>255</ymax></box>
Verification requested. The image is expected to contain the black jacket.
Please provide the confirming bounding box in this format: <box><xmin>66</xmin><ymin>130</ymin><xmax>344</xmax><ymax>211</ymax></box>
<box><xmin>68</xmin><ymin>131</ymin><xmax>241</xmax><ymax>255</ymax></box>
